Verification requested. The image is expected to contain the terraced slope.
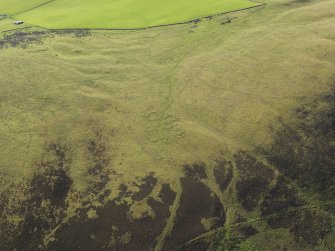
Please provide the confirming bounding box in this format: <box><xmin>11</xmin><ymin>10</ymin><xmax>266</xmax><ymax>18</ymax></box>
<box><xmin>13</xmin><ymin>0</ymin><xmax>258</xmax><ymax>29</ymax></box>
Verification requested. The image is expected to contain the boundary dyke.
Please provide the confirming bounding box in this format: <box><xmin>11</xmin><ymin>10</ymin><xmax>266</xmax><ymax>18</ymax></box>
<box><xmin>12</xmin><ymin>0</ymin><xmax>56</xmax><ymax>16</ymax></box>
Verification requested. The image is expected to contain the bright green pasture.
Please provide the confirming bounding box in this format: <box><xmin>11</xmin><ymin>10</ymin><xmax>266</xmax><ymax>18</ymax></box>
<box><xmin>0</xmin><ymin>0</ymin><xmax>47</xmax><ymax>15</ymax></box>
<box><xmin>16</xmin><ymin>0</ymin><xmax>258</xmax><ymax>29</ymax></box>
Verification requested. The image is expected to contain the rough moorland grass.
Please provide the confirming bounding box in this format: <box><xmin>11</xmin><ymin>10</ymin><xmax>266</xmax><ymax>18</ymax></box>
<box><xmin>15</xmin><ymin>0</ymin><xmax>258</xmax><ymax>29</ymax></box>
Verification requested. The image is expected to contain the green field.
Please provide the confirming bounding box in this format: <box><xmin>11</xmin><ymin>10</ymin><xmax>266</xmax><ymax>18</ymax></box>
<box><xmin>0</xmin><ymin>0</ymin><xmax>47</xmax><ymax>15</ymax></box>
<box><xmin>12</xmin><ymin>0</ymin><xmax>258</xmax><ymax>29</ymax></box>
<box><xmin>0</xmin><ymin>0</ymin><xmax>335</xmax><ymax>250</ymax></box>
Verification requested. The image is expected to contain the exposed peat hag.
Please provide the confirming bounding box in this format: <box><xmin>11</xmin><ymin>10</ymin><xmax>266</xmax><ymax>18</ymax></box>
<box><xmin>164</xmin><ymin>164</ymin><xmax>225</xmax><ymax>250</ymax></box>
<box><xmin>214</xmin><ymin>158</ymin><xmax>233</xmax><ymax>192</ymax></box>
<box><xmin>234</xmin><ymin>151</ymin><xmax>275</xmax><ymax>211</ymax></box>
<box><xmin>0</xmin><ymin>143</ymin><xmax>72</xmax><ymax>250</ymax></box>
<box><xmin>132</xmin><ymin>174</ymin><xmax>157</xmax><ymax>201</ymax></box>
<box><xmin>266</xmin><ymin>90</ymin><xmax>335</xmax><ymax>207</ymax></box>
<box><xmin>259</xmin><ymin>88</ymin><xmax>335</xmax><ymax>247</ymax></box>
<box><xmin>49</xmin><ymin>181</ymin><xmax>176</xmax><ymax>250</ymax></box>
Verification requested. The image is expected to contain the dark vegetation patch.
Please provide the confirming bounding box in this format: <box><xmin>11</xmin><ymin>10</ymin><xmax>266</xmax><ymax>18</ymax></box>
<box><xmin>49</xmin><ymin>182</ymin><xmax>176</xmax><ymax>251</ymax></box>
<box><xmin>184</xmin><ymin>163</ymin><xmax>208</xmax><ymax>179</ymax></box>
<box><xmin>214</xmin><ymin>158</ymin><xmax>233</xmax><ymax>192</ymax></box>
<box><xmin>86</xmin><ymin>139</ymin><xmax>112</xmax><ymax>197</ymax></box>
<box><xmin>236</xmin><ymin>225</ymin><xmax>259</xmax><ymax>238</ymax></box>
<box><xmin>266</xmin><ymin>88</ymin><xmax>335</xmax><ymax>210</ymax></box>
<box><xmin>234</xmin><ymin>151</ymin><xmax>275</xmax><ymax>179</ymax></box>
<box><xmin>231</xmin><ymin>215</ymin><xmax>259</xmax><ymax>239</ymax></box>
<box><xmin>260</xmin><ymin>175</ymin><xmax>303</xmax><ymax>226</ymax></box>
<box><xmin>29</xmin><ymin>144</ymin><xmax>72</xmax><ymax>207</ymax></box>
<box><xmin>1</xmin><ymin>130</ymin><xmax>177</xmax><ymax>250</ymax></box>
<box><xmin>0</xmin><ymin>143</ymin><xmax>72</xmax><ymax>251</ymax></box>
<box><xmin>258</xmin><ymin>173</ymin><xmax>332</xmax><ymax>248</ymax></box>
<box><xmin>260</xmin><ymin>176</ymin><xmax>306</xmax><ymax>238</ymax></box>
<box><xmin>260</xmin><ymin>175</ymin><xmax>331</xmax><ymax>246</ymax></box>
<box><xmin>236</xmin><ymin>177</ymin><xmax>269</xmax><ymax>211</ymax></box>
<box><xmin>0</xmin><ymin>31</ymin><xmax>45</xmax><ymax>49</ymax></box>
<box><xmin>117</xmin><ymin>184</ymin><xmax>131</xmax><ymax>200</ymax></box>
<box><xmin>0</xmin><ymin>130</ymin><xmax>114</xmax><ymax>251</ymax></box>
<box><xmin>0</xmin><ymin>29</ymin><xmax>89</xmax><ymax>49</ymax></box>
<box><xmin>290</xmin><ymin>209</ymin><xmax>331</xmax><ymax>246</ymax></box>
<box><xmin>159</xmin><ymin>183</ymin><xmax>176</xmax><ymax>205</ymax></box>
<box><xmin>49</xmin><ymin>200</ymin><xmax>129</xmax><ymax>251</ymax></box>
<box><xmin>53</xmin><ymin>29</ymin><xmax>90</xmax><ymax>37</ymax></box>
<box><xmin>132</xmin><ymin>173</ymin><xmax>157</xmax><ymax>201</ymax></box>
<box><xmin>0</xmin><ymin>183</ymin><xmax>26</xmax><ymax>251</ymax></box>
<box><xmin>164</xmin><ymin>164</ymin><xmax>225</xmax><ymax>250</ymax></box>
<box><xmin>16</xmin><ymin>143</ymin><xmax>72</xmax><ymax>250</ymax></box>
<box><xmin>234</xmin><ymin>151</ymin><xmax>275</xmax><ymax>211</ymax></box>
<box><xmin>257</xmin><ymin>86</ymin><xmax>335</xmax><ymax>247</ymax></box>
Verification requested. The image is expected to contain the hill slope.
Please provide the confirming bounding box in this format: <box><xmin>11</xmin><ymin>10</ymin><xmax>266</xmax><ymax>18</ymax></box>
<box><xmin>0</xmin><ymin>0</ymin><xmax>334</xmax><ymax>250</ymax></box>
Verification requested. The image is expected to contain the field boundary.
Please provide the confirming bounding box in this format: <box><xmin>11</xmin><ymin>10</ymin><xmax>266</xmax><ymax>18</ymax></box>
<box><xmin>12</xmin><ymin>0</ymin><xmax>56</xmax><ymax>16</ymax></box>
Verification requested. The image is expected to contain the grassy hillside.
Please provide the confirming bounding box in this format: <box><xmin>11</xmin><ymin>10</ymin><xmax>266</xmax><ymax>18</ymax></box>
<box><xmin>15</xmin><ymin>0</ymin><xmax>258</xmax><ymax>29</ymax></box>
<box><xmin>0</xmin><ymin>0</ymin><xmax>334</xmax><ymax>250</ymax></box>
